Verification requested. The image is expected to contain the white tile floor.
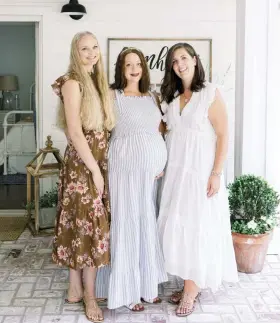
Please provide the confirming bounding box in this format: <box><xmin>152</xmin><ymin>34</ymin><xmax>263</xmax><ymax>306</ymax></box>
<box><xmin>1</xmin><ymin>230</ymin><xmax>280</xmax><ymax>323</ymax></box>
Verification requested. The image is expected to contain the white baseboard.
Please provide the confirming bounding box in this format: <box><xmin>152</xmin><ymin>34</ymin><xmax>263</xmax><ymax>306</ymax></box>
<box><xmin>0</xmin><ymin>209</ymin><xmax>26</xmax><ymax>216</ymax></box>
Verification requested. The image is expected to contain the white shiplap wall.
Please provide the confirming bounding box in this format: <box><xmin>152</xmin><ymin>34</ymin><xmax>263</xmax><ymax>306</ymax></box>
<box><xmin>0</xmin><ymin>0</ymin><xmax>236</xmax><ymax>186</ymax></box>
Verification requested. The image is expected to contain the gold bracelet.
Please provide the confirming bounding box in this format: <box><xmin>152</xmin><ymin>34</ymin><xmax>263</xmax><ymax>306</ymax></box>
<box><xmin>211</xmin><ymin>171</ymin><xmax>222</xmax><ymax>177</ymax></box>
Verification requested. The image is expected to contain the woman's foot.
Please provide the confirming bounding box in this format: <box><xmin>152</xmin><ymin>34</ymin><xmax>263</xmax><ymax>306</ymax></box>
<box><xmin>168</xmin><ymin>289</ymin><xmax>183</xmax><ymax>305</ymax></box>
<box><xmin>65</xmin><ymin>285</ymin><xmax>83</xmax><ymax>304</ymax></box>
<box><xmin>83</xmin><ymin>294</ymin><xmax>104</xmax><ymax>322</ymax></box>
<box><xmin>126</xmin><ymin>303</ymin><xmax>145</xmax><ymax>311</ymax></box>
<box><xmin>141</xmin><ymin>297</ymin><xmax>162</xmax><ymax>304</ymax></box>
<box><xmin>175</xmin><ymin>291</ymin><xmax>200</xmax><ymax>317</ymax></box>
<box><xmin>67</xmin><ymin>268</ymin><xmax>83</xmax><ymax>304</ymax></box>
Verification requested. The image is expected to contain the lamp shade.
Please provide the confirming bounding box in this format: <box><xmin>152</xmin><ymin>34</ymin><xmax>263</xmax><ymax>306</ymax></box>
<box><xmin>0</xmin><ymin>75</ymin><xmax>19</xmax><ymax>91</ymax></box>
<box><xmin>61</xmin><ymin>0</ymin><xmax>87</xmax><ymax>15</ymax></box>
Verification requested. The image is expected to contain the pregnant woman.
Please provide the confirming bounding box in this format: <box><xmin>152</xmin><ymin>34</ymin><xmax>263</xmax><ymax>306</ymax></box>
<box><xmin>107</xmin><ymin>47</ymin><xmax>168</xmax><ymax>311</ymax></box>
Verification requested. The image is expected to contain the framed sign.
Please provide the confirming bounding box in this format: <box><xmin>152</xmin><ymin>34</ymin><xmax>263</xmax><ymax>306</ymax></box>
<box><xmin>107</xmin><ymin>38</ymin><xmax>212</xmax><ymax>87</ymax></box>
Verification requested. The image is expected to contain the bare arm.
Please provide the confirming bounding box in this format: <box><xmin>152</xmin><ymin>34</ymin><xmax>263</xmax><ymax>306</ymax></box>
<box><xmin>208</xmin><ymin>89</ymin><xmax>228</xmax><ymax>174</ymax></box>
<box><xmin>62</xmin><ymin>80</ymin><xmax>100</xmax><ymax>174</ymax></box>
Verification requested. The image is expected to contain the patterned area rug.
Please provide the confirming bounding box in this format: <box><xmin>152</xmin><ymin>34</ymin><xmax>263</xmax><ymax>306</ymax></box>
<box><xmin>0</xmin><ymin>217</ymin><xmax>28</xmax><ymax>241</ymax></box>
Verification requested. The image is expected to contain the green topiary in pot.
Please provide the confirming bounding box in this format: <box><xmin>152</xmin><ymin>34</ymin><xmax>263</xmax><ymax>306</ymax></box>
<box><xmin>228</xmin><ymin>174</ymin><xmax>279</xmax><ymax>235</ymax></box>
<box><xmin>25</xmin><ymin>185</ymin><xmax>58</xmax><ymax>210</ymax></box>
<box><xmin>39</xmin><ymin>186</ymin><xmax>58</xmax><ymax>208</ymax></box>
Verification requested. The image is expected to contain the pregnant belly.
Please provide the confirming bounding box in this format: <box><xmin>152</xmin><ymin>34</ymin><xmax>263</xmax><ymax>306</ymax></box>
<box><xmin>109</xmin><ymin>134</ymin><xmax>167</xmax><ymax>174</ymax></box>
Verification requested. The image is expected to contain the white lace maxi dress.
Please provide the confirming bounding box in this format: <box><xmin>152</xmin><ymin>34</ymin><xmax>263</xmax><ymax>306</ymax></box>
<box><xmin>157</xmin><ymin>82</ymin><xmax>238</xmax><ymax>292</ymax></box>
<box><xmin>98</xmin><ymin>90</ymin><xmax>168</xmax><ymax>309</ymax></box>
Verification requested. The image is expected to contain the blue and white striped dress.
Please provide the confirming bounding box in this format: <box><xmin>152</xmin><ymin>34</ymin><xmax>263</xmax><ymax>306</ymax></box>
<box><xmin>105</xmin><ymin>90</ymin><xmax>168</xmax><ymax>309</ymax></box>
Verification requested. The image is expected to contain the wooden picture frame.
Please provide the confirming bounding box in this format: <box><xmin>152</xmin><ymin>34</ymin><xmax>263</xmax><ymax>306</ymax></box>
<box><xmin>107</xmin><ymin>38</ymin><xmax>212</xmax><ymax>89</ymax></box>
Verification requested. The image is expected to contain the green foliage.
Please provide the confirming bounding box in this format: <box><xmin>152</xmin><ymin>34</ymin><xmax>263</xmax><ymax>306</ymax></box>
<box><xmin>228</xmin><ymin>174</ymin><xmax>280</xmax><ymax>235</ymax></box>
<box><xmin>25</xmin><ymin>185</ymin><xmax>58</xmax><ymax>210</ymax></box>
<box><xmin>39</xmin><ymin>186</ymin><xmax>58</xmax><ymax>208</ymax></box>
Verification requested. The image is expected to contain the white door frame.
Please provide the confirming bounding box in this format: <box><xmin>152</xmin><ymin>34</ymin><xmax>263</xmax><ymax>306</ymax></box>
<box><xmin>266</xmin><ymin>0</ymin><xmax>280</xmax><ymax>255</ymax></box>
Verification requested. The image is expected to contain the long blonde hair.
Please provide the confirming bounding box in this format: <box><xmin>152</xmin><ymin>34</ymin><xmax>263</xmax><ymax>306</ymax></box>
<box><xmin>57</xmin><ymin>31</ymin><xmax>115</xmax><ymax>131</ymax></box>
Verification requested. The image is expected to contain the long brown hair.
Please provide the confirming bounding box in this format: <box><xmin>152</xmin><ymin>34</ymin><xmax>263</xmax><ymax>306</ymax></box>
<box><xmin>111</xmin><ymin>47</ymin><xmax>150</xmax><ymax>93</ymax></box>
<box><xmin>161</xmin><ymin>43</ymin><xmax>205</xmax><ymax>104</ymax></box>
<box><xmin>57</xmin><ymin>31</ymin><xmax>115</xmax><ymax>131</ymax></box>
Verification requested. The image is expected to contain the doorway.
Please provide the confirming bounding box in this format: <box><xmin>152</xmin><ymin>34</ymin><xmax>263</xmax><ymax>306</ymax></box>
<box><xmin>0</xmin><ymin>20</ymin><xmax>40</xmax><ymax>211</ymax></box>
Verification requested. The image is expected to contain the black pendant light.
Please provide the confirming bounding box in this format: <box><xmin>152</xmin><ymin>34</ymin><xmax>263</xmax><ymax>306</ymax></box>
<box><xmin>61</xmin><ymin>0</ymin><xmax>87</xmax><ymax>20</ymax></box>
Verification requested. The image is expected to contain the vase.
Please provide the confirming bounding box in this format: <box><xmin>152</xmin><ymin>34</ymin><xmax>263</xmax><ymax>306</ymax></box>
<box><xmin>232</xmin><ymin>231</ymin><xmax>273</xmax><ymax>273</ymax></box>
<box><xmin>39</xmin><ymin>207</ymin><xmax>56</xmax><ymax>229</ymax></box>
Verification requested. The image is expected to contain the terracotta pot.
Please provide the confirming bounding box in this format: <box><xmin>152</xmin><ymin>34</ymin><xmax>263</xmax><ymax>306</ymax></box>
<box><xmin>232</xmin><ymin>231</ymin><xmax>273</xmax><ymax>273</ymax></box>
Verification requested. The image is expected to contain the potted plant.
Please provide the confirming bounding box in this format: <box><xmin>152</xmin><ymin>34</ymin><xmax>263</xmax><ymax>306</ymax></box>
<box><xmin>25</xmin><ymin>185</ymin><xmax>58</xmax><ymax>229</ymax></box>
<box><xmin>228</xmin><ymin>174</ymin><xmax>279</xmax><ymax>273</ymax></box>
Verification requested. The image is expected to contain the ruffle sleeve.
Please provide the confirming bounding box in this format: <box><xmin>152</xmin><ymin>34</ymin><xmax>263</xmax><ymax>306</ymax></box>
<box><xmin>51</xmin><ymin>73</ymin><xmax>83</xmax><ymax>100</ymax></box>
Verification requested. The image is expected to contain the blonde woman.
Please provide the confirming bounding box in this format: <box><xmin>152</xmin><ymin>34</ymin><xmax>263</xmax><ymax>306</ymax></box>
<box><xmin>52</xmin><ymin>31</ymin><xmax>115</xmax><ymax>322</ymax></box>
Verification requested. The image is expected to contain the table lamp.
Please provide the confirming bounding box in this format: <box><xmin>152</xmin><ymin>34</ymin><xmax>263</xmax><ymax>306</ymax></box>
<box><xmin>0</xmin><ymin>75</ymin><xmax>19</xmax><ymax>110</ymax></box>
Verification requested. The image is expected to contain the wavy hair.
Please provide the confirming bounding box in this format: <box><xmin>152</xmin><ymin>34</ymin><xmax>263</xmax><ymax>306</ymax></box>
<box><xmin>110</xmin><ymin>47</ymin><xmax>150</xmax><ymax>93</ymax></box>
<box><xmin>161</xmin><ymin>43</ymin><xmax>205</xmax><ymax>104</ymax></box>
<box><xmin>57</xmin><ymin>31</ymin><xmax>115</xmax><ymax>131</ymax></box>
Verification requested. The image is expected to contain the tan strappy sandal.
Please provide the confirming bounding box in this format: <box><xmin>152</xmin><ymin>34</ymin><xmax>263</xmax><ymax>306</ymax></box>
<box><xmin>125</xmin><ymin>302</ymin><xmax>145</xmax><ymax>312</ymax></box>
<box><xmin>168</xmin><ymin>289</ymin><xmax>183</xmax><ymax>305</ymax></box>
<box><xmin>83</xmin><ymin>294</ymin><xmax>104</xmax><ymax>322</ymax></box>
<box><xmin>65</xmin><ymin>287</ymin><xmax>83</xmax><ymax>304</ymax></box>
<box><xmin>175</xmin><ymin>292</ymin><xmax>200</xmax><ymax>317</ymax></box>
<box><xmin>141</xmin><ymin>297</ymin><xmax>162</xmax><ymax>304</ymax></box>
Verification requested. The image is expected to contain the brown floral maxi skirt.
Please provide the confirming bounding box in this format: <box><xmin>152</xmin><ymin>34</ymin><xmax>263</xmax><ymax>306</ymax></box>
<box><xmin>52</xmin><ymin>130</ymin><xmax>111</xmax><ymax>269</ymax></box>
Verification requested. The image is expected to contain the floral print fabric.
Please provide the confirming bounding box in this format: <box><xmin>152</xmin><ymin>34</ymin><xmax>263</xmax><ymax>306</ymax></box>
<box><xmin>52</xmin><ymin>75</ymin><xmax>110</xmax><ymax>269</ymax></box>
